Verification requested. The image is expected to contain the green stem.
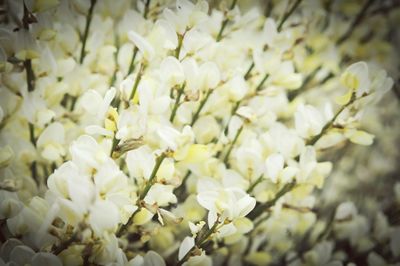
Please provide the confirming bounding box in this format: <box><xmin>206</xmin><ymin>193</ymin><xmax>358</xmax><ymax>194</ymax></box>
<box><xmin>247</xmin><ymin>175</ymin><xmax>264</xmax><ymax>193</ymax></box>
<box><xmin>117</xmin><ymin>153</ymin><xmax>166</xmax><ymax>237</ymax></box>
<box><xmin>244</xmin><ymin>62</ymin><xmax>255</xmax><ymax>80</ymax></box>
<box><xmin>216</xmin><ymin>0</ymin><xmax>238</xmax><ymax>41</ymax></box>
<box><xmin>109</xmin><ymin>34</ymin><xmax>120</xmax><ymax>87</ymax></box>
<box><xmin>144</xmin><ymin>0</ymin><xmax>151</xmax><ymax>19</ymax></box>
<box><xmin>24</xmin><ymin>60</ymin><xmax>35</xmax><ymax>92</ymax></box>
<box><xmin>255</xmin><ymin>73</ymin><xmax>269</xmax><ymax>92</ymax></box>
<box><xmin>170</xmin><ymin>83</ymin><xmax>186</xmax><ymax>122</ymax></box>
<box><xmin>218</xmin><ymin>62</ymin><xmax>260</xmax><ymax>140</ymax></box>
<box><xmin>79</xmin><ymin>0</ymin><xmax>97</xmax><ymax>64</ymax></box>
<box><xmin>139</xmin><ymin>153</ymin><xmax>166</xmax><ymax>201</ymax></box>
<box><xmin>306</xmin><ymin>94</ymin><xmax>354</xmax><ymax>146</ymax></box>
<box><xmin>336</xmin><ymin>0</ymin><xmax>375</xmax><ymax>45</ymax></box>
<box><xmin>69</xmin><ymin>96</ymin><xmax>77</xmax><ymax>111</ymax></box>
<box><xmin>129</xmin><ymin>63</ymin><xmax>145</xmax><ymax>101</ymax></box>
<box><xmin>127</xmin><ymin>47</ymin><xmax>138</xmax><ymax>76</ymax></box>
<box><xmin>109</xmin><ymin>134</ymin><xmax>119</xmax><ymax>157</ymax></box>
<box><xmin>190</xmin><ymin>89</ymin><xmax>212</xmax><ymax>126</ymax></box>
<box><xmin>173</xmin><ymin>170</ymin><xmax>191</xmax><ymax>201</ymax></box>
<box><xmin>277</xmin><ymin>0</ymin><xmax>303</xmax><ymax>32</ymax></box>
<box><xmin>287</xmin><ymin>65</ymin><xmax>321</xmax><ymax>101</ymax></box>
<box><xmin>175</xmin><ymin>33</ymin><xmax>184</xmax><ymax>58</ymax></box>
<box><xmin>223</xmin><ymin>124</ymin><xmax>243</xmax><ymax>166</ymax></box>
<box><xmin>247</xmin><ymin>181</ymin><xmax>296</xmax><ymax>220</ymax></box>
<box><xmin>177</xmin><ymin>221</ymin><xmax>219</xmax><ymax>265</ymax></box>
<box><xmin>52</xmin><ymin>232</ymin><xmax>79</xmax><ymax>255</ymax></box>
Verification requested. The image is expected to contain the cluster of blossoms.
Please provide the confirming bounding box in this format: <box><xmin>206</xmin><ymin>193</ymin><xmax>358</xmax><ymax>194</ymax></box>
<box><xmin>0</xmin><ymin>0</ymin><xmax>399</xmax><ymax>265</ymax></box>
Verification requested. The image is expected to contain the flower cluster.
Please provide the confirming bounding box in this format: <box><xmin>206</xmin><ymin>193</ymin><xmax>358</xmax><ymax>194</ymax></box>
<box><xmin>0</xmin><ymin>0</ymin><xmax>399</xmax><ymax>265</ymax></box>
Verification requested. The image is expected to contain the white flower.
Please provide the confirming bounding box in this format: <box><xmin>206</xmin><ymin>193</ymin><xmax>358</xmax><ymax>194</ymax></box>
<box><xmin>127</xmin><ymin>31</ymin><xmax>155</xmax><ymax>61</ymax></box>
<box><xmin>197</xmin><ymin>177</ymin><xmax>256</xmax><ymax>227</ymax></box>
<box><xmin>335</xmin><ymin>201</ymin><xmax>357</xmax><ymax>221</ymax></box>
<box><xmin>19</xmin><ymin>89</ymin><xmax>55</xmax><ymax>128</ymax></box>
<box><xmin>69</xmin><ymin>135</ymin><xmax>109</xmax><ymax>173</ymax></box>
<box><xmin>344</xmin><ymin>129</ymin><xmax>374</xmax><ymax>146</ymax></box>
<box><xmin>36</xmin><ymin>122</ymin><xmax>66</xmax><ymax>161</ymax></box>
<box><xmin>129</xmin><ymin>250</ymin><xmax>166</xmax><ymax>266</ymax></box>
<box><xmin>199</xmin><ymin>61</ymin><xmax>221</xmax><ymax>90</ymax></box>
<box><xmin>79</xmin><ymin>87</ymin><xmax>116</xmax><ymax>122</ymax></box>
<box><xmin>89</xmin><ymin>200</ymin><xmax>120</xmax><ymax>236</ymax></box>
<box><xmin>337</xmin><ymin>61</ymin><xmax>370</xmax><ymax>105</ymax></box>
<box><xmin>296</xmin><ymin>146</ymin><xmax>317</xmax><ymax>182</ymax></box>
<box><xmin>156</xmin><ymin>124</ymin><xmax>194</xmax><ymax>154</ymax></box>
<box><xmin>294</xmin><ymin>104</ymin><xmax>324</xmax><ymax>138</ymax></box>
<box><xmin>178</xmin><ymin>236</ymin><xmax>195</xmax><ymax>261</ymax></box>
<box><xmin>265</xmin><ymin>153</ymin><xmax>284</xmax><ymax>183</ymax></box>
<box><xmin>0</xmin><ymin>190</ymin><xmax>22</xmax><ymax>219</ymax></box>
<box><xmin>138</xmin><ymin>79</ymin><xmax>170</xmax><ymax>115</ymax></box>
<box><xmin>144</xmin><ymin>184</ymin><xmax>177</xmax><ymax>207</ymax></box>
<box><xmin>0</xmin><ymin>145</ymin><xmax>14</xmax><ymax>168</ymax></box>
<box><xmin>116</xmin><ymin>106</ymin><xmax>147</xmax><ymax>141</ymax></box>
<box><xmin>220</xmin><ymin>75</ymin><xmax>249</xmax><ymax>102</ymax></box>
<box><xmin>0</xmin><ymin>240</ymin><xmax>62</xmax><ymax>266</ymax></box>
<box><xmin>162</xmin><ymin>0</ymin><xmax>208</xmax><ymax>35</ymax></box>
<box><xmin>262</xmin><ymin>18</ymin><xmax>278</xmax><ymax>47</ymax></box>
<box><xmin>234</xmin><ymin>140</ymin><xmax>264</xmax><ymax>181</ymax></box>
<box><xmin>126</xmin><ymin>145</ymin><xmax>156</xmax><ymax>180</ymax></box>
<box><xmin>159</xmin><ymin>56</ymin><xmax>185</xmax><ymax>87</ymax></box>
<box><xmin>155</xmin><ymin>19</ymin><xmax>179</xmax><ymax>50</ymax></box>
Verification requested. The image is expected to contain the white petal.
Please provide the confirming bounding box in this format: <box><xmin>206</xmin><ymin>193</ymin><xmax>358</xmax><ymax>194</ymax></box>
<box><xmin>178</xmin><ymin>237</ymin><xmax>195</xmax><ymax>261</ymax></box>
<box><xmin>265</xmin><ymin>153</ymin><xmax>284</xmax><ymax>182</ymax></box>
<box><xmin>31</xmin><ymin>252</ymin><xmax>62</xmax><ymax>266</ymax></box>
<box><xmin>143</xmin><ymin>251</ymin><xmax>166</xmax><ymax>266</ymax></box>
<box><xmin>89</xmin><ymin>200</ymin><xmax>120</xmax><ymax>235</ymax></box>
<box><xmin>335</xmin><ymin>201</ymin><xmax>357</xmax><ymax>220</ymax></box>
<box><xmin>9</xmin><ymin>245</ymin><xmax>35</xmax><ymax>265</ymax></box>
<box><xmin>127</xmin><ymin>31</ymin><xmax>155</xmax><ymax>61</ymax></box>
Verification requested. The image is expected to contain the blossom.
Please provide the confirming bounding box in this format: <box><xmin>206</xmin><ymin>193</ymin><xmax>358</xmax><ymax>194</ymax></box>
<box><xmin>197</xmin><ymin>177</ymin><xmax>256</xmax><ymax>228</ymax></box>
<box><xmin>0</xmin><ymin>1</ymin><xmax>398</xmax><ymax>265</ymax></box>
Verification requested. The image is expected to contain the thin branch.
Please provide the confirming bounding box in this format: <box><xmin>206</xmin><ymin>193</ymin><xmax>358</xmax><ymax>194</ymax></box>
<box><xmin>336</xmin><ymin>0</ymin><xmax>375</xmax><ymax>45</ymax></box>
<box><xmin>117</xmin><ymin>153</ymin><xmax>166</xmax><ymax>237</ymax></box>
<box><xmin>287</xmin><ymin>65</ymin><xmax>321</xmax><ymax>101</ymax></box>
<box><xmin>247</xmin><ymin>181</ymin><xmax>296</xmax><ymax>220</ymax></box>
<box><xmin>22</xmin><ymin>4</ymin><xmax>38</xmax><ymax>184</ymax></box>
<box><xmin>129</xmin><ymin>63</ymin><xmax>145</xmax><ymax>101</ymax></box>
<box><xmin>190</xmin><ymin>89</ymin><xmax>212</xmax><ymax>126</ymax></box>
<box><xmin>247</xmin><ymin>175</ymin><xmax>264</xmax><ymax>193</ymax></box>
<box><xmin>52</xmin><ymin>232</ymin><xmax>80</xmax><ymax>255</ymax></box>
<box><xmin>255</xmin><ymin>73</ymin><xmax>269</xmax><ymax>92</ymax></box>
<box><xmin>277</xmin><ymin>0</ymin><xmax>303</xmax><ymax>32</ymax></box>
<box><xmin>222</xmin><ymin>124</ymin><xmax>243</xmax><ymax>166</ymax></box>
<box><xmin>79</xmin><ymin>0</ymin><xmax>97</xmax><ymax>64</ymax></box>
<box><xmin>144</xmin><ymin>0</ymin><xmax>151</xmax><ymax>19</ymax></box>
<box><xmin>127</xmin><ymin>47</ymin><xmax>138</xmax><ymax>76</ymax></box>
<box><xmin>176</xmin><ymin>221</ymin><xmax>219</xmax><ymax>265</ymax></box>
<box><xmin>139</xmin><ymin>153</ymin><xmax>167</xmax><ymax>201</ymax></box>
<box><xmin>244</xmin><ymin>62</ymin><xmax>255</xmax><ymax>80</ymax></box>
<box><xmin>306</xmin><ymin>94</ymin><xmax>355</xmax><ymax>146</ymax></box>
<box><xmin>170</xmin><ymin>83</ymin><xmax>186</xmax><ymax>122</ymax></box>
<box><xmin>216</xmin><ymin>0</ymin><xmax>238</xmax><ymax>41</ymax></box>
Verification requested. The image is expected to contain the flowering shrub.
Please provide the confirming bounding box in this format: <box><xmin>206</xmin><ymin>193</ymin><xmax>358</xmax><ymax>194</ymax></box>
<box><xmin>0</xmin><ymin>0</ymin><xmax>399</xmax><ymax>265</ymax></box>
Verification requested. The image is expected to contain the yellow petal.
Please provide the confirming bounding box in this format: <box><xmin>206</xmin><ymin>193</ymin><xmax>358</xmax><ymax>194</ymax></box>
<box><xmin>245</xmin><ymin>252</ymin><xmax>272</xmax><ymax>266</ymax></box>
<box><xmin>340</xmin><ymin>72</ymin><xmax>359</xmax><ymax>90</ymax></box>
<box><xmin>348</xmin><ymin>130</ymin><xmax>374</xmax><ymax>146</ymax></box>
<box><xmin>131</xmin><ymin>90</ymin><xmax>140</xmax><ymax>105</ymax></box>
<box><xmin>104</xmin><ymin>118</ymin><xmax>116</xmax><ymax>132</ymax></box>
<box><xmin>335</xmin><ymin>90</ymin><xmax>352</xmax><ymax>105</ymax></box>
<box><xmin>133</xmin><ymin>208</ymin><xmax>154</xmax><ymax>225</ymax></box>
<box><xmin>182</xmin><ymin>144</ymin><xmax>210</xmax><ymax>163</ymax></box>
